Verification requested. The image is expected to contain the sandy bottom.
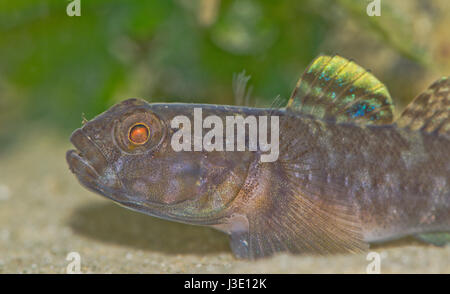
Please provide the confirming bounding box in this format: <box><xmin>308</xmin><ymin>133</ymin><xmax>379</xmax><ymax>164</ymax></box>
<box><xmin>0</xmin><ymin>130</ymin><xmax>449</xmax><ymax>273</ymax></box>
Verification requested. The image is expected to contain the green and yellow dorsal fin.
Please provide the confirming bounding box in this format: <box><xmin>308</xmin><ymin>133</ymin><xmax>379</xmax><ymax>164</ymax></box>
<box><xmin>396</xmin><ymin>77</ymin><xmax>450</xmax><ymax>138</ymax></box>
<box><xmin>287</xmin><ymin>55</ymin><xmax>394</xmax><ymax>125</ymax></box>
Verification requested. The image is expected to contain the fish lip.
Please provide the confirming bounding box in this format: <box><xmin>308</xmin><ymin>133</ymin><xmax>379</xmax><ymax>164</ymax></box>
<box><xmin>67</xmin><ymin>128</ymin><xmax>132</xmax><ymax>203</ymax></box>
<box><xmin>66</xmin><ymin>149</ymin><xmax>104</xmax><ymax>195</ymax></box>
<box><xmin>66</xmin><ymin>148</ymin><xmax>127</xmax><ymax>201</ymax></box>
<box><xmin>69</xmin><ymin>128</ymin><xmax>109</xmax><ymax>174</ymax></box>
<box><xmin>67</xmin><ymin>128</ymin><xmax>111</xmax><ymax>194</ymax></box>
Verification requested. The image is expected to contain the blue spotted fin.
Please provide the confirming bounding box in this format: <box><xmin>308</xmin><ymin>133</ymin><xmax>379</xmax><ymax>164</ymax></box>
<box><xmin>415</xmin><ymin>232</ymin><xmax>450</xmax><ymax>247</ymax></box>
<box><xmin>287</xmin><ymin>55</ymin><xmax>394</xmax><ymax>125</ymax></box>
<box><xmin>396</xmin><ymin>77</ymin><xmax>450</xmax><ymax>138</ymax></box>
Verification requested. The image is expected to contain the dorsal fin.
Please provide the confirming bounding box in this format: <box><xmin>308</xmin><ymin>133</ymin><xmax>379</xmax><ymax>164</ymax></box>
<box><xmin>396</xmin><ymin>77</ymin><xmax>450</xmax><ymax>138</ymax></box>
<box><xmin>232</xmin><ymin>70</ymin><xmax>254</xmax><ymax>107</ymax></box>
<box><xmin>287</xmin><ymin>55</ymin><xmax>394</xmax><ymax>125</ymax></box>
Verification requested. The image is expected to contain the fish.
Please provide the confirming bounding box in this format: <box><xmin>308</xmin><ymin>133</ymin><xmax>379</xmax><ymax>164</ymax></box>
<box><xmin>66</xmin><ymin>55</ymin><xmax>450</xmax><ymax>259</ymax></box>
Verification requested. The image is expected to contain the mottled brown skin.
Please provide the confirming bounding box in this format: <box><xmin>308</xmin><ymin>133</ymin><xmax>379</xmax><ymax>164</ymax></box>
<box><xmin>280</xmin><ymin>114</ymin><xmax>450</xmax><ymax>242</ymax></box>
<box><xmin>67</xmin><ymin>97</ymin><xmax>449</xmax><ymax>259</ymax></box>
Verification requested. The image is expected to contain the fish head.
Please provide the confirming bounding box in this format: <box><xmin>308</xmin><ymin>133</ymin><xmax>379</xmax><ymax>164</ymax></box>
<box><xmin>66</xmin><ymin>98</ymin><xmax>252</xmax><ymax>224</ymax></box>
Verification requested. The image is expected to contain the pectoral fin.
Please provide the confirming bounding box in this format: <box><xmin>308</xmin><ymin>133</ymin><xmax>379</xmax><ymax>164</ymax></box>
<box><xmin>226</xmin><ymin>162</ymin><xmax>368</xmax><ymax>259</ymax></box>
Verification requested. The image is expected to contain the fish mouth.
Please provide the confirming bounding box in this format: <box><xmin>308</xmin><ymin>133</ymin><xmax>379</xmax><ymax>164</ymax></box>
<box><xmin>66</xmin><ymin>128</ymin><xmax>111</xmax><ymax>196</ymax></box>
<box><xmin>66</xmin><ymin>149</ymin><xmax>104</xmax><ymax>194</ymax></box>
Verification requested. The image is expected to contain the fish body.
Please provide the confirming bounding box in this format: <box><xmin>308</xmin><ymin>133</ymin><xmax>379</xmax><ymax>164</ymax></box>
<box><xmin>279</xmin><ymin>114</ymin><xmax>450</xmax><ymax>243</ymax></box>
<box><xmin>67</xmin><ymin>55</ymin><xmax>450</xmax><ymax>259</ymax></box>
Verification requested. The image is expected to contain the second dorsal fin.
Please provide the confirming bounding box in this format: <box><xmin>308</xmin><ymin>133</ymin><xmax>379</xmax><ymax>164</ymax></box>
<box><xmin>287</xmin><ymin>55</ymin><xmax>394</xmax><ymax>125</ymax></box>
<box><xmin>396</xmin><ymin>77</ymin><xmax>450</xmax><ymax>138</ymax></box>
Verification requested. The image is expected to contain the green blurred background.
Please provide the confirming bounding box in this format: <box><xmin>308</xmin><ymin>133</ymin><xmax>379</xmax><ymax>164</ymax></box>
<box><xmin>0</xmin><ymin>0</ymin><xmax>450</xmax><ymax>274</ymax></box>
<box><xmin>0</xmin><ymin>0</ymin><xmax>449</xmax><ymax>145</ymax></box>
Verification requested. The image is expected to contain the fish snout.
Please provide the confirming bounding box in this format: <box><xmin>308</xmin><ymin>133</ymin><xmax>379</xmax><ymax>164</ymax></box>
<box><xmin>66</xmin><ymin>148</ymin><xmax>104</xmax><ymax>194</ymax></box>
<box><xmin>67</xmin><ymin>128</ymin><xmax>131</xmax><ymax>203</ymax></box>
<box><xmin>68</xmin><ymin>128</ymin><xmax>109</xmax><ymax>175</ymax></box>
<box><xmin>66</xmin><ymin>128</ymin><xmax>112</xmax><ymax>193</ymax></box>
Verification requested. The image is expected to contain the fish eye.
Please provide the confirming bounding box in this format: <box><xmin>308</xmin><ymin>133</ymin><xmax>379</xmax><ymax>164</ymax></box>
<box><xmin>114</xmin><ymin>109</ymin><xmax>164</xmax><ymax>154</ymax></box>
<box><xmin>128</xmin><ymin>123</ymin><xmax>150</xmax><ymax>145</ymax></box>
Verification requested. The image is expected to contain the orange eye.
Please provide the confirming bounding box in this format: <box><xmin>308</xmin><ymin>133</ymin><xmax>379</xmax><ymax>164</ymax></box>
<box><xmin>129</xmin><ymin>123</ymin><xmax>150</xmax><ymax>145</ymax></box>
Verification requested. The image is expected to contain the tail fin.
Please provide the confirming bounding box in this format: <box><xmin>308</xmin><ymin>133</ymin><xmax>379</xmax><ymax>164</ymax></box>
<box><xmin>396</xmin><ymin>77</ymin><xmax>450</xmax><ymax>138</ymax></box>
